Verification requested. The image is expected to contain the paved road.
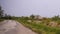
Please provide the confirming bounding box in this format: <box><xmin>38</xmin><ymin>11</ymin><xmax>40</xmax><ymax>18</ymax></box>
<box><xmin>0</xmin><ymin>20</ymin><xmax>37</xmax><ymax>34</ymax></box>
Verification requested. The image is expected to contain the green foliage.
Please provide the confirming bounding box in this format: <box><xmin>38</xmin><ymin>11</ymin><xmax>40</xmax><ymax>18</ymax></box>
<box><xmin>4</xmin><ymin>14</ymin><xmax>12</xmax><ymax>19</ymax></box>
<box><xmin>51</xmin><ymin>15</ymin><xmax>60</xmax><ymax>21</ymax></box>
<box><xmin>30</xmin><ymin>14</ymin><xmax>35</xmax><ymax>20</ymax></box>
<box><xmin>0</xmin><ymin>6</ymin><xmax>4</xmax><ymax>18</ymax></box>
<box><xmin>56</xmin><ymin>30</ymin><xmax>60</xmax><ymax>34</ymax></box>
<box><xmin>0</xmin><ymin>19</ymin><xmax>3</xmax><ymax>21</ymax></box>
<box><xmin>16</xmin><ymin>16</ymin><xmax>60</xmax><ymax>34</ymax></box>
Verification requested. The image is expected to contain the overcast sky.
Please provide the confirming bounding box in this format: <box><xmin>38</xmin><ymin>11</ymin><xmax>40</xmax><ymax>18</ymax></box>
<box><xmin>0</xmin><ymin>0</ymin><xmax>60</xmax><ymax>17</ymax></box>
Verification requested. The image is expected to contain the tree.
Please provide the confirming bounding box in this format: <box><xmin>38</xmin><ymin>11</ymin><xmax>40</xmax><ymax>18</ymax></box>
<box><xmin>0</xmin><ymin>6</ymin><xmax>4</xmax><ymax>18</ymax></box>
<box><xmin>24</xmin><ymin>17</ymin><xmax>29</xmax><ymax>20</ymax></box>
<box><xmin>4</xmin><ymin>14</ymin><xmax>12</xmax><ymax>19</ymax></box>
<box><xmin>30</xmin><ymin>14</ymin><xmax>35</xmax><ymax>20</ymax></box>
<box><xmin>52</xmin><ymin>15</ymin><xmax>60</xmax><ymax>21</ymax></box>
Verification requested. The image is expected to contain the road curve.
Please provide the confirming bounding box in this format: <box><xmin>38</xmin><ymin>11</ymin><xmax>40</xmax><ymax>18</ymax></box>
<box><xmin>0</xmin><ymin>20</ymin><xmax>37</xmax><ymax>34</ymax></box>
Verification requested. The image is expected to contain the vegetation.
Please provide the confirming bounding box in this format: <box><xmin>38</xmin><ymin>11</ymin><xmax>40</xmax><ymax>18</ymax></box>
<box><xmin>15</xmin><ymin>15</ymin><xmax>60</xmax><ymax>34</ymax></box>
<box><xmin>0</xmin><ymin>6</ymin><xmax>13</xmax><ymax>22</ymax></box>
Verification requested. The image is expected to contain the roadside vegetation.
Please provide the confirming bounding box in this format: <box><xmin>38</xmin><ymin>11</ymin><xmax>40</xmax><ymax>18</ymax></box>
<box><xmin>16</xmin><ymin>15</ymin><xmax>60</xmax><ymax>34</ymax></box>
<box><xmin>0</xmin><ymin>6</ymin><xmax>14</xmax><ymax>22</ymax></box>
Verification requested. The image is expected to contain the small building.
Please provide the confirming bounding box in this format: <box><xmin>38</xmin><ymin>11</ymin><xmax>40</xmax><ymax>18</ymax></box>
<box><xmin>34</xmin><ymin>15</ymin><xmax>43</xmax><ymax>20</ymax></box>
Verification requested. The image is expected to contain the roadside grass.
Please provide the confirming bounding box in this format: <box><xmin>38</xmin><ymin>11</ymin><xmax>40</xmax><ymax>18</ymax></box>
<box><xmin>16</xmin><ymin>19</ymin><xmax>60</xmax><ymax>34</ymax></box>
<box><xmin>0</xmin><ymin>19</ymin><xmax>4</xmax><ymax>22</ymax></box>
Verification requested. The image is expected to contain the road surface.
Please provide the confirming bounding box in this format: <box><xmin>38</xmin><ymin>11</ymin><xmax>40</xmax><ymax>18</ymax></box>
<box><xmin>0</xmin><ymin>20</ymin><xmax>37</xmax><ymax>34</ymax></box>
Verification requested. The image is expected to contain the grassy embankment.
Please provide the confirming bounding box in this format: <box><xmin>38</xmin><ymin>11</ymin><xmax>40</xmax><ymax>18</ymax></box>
<box><xmin>16</xmin><ymin>18</ymin><xmax>60</xmax><ymax>34</ymax></box>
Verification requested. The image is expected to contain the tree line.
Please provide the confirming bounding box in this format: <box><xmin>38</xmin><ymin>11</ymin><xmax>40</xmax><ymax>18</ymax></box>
<box><xmin>0</xmin><ymin>6</ymin><xmax>60</xmax><ymax>21</ymax></box>
<box><xmin>0</xmin><ymin>6</ymin><xmax>12</xmax><ymax>19</ymax></box>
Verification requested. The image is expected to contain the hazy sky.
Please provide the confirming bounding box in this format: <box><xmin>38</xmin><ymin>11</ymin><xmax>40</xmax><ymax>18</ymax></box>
<box><xmin>0</xmin><ymin>0</ymin><xmax>60</xmax><ymax>17</ymax></box>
